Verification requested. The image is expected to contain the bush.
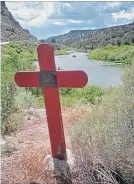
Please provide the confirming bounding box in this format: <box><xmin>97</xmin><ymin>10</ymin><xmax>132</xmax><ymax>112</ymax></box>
<box><xmin>1</xmin><ymin>112</ymin><xmax>24</xmax><ymax>135</ymax></box>
<box><xmin>15</xmin><ymin>88</ymin><xmax>36</xmax><ymax>110</ymax></box>
<box><xmin>88</xmin><ymin>45</ymin><xmax>134</xmax><ymax>64</ymax></box>
<box><xmin>1</xmin><ymin>86</ymin><xmax>36</xmax><ymax>134</ymax></box>
<box><xmin>55</xmin><ymin>49</ymin><xmax>68</xmax><ymax>55</ymax></box>
<box><xmin>1</xmin><ymin>83</ymin><xmax>17</xmax><ymax>134</ymax></box>
<box><xmin>73</xmin><ymin>85</ymin><xmax>105</xmax><ymax>104</ymax></box>
<box><xmin>1</xmin><ymin>43</ymin><xmax>37</xmax><ymax>135</ymax></box>
<box><xmin>60</xmin><ymin>85</ymin><xmax>105</xmax><ymax>105</ymax></box>
<box><xmin>70</xmin><ymin>63</ymin><xmax>134</xmax><ymax>183</ymax></box>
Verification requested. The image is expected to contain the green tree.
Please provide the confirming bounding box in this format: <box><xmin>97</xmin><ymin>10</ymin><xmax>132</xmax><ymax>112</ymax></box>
<box><xmin>51</xmin><ymin>37</ymin><xmax>56</xmax><ymax>43</ymax></box>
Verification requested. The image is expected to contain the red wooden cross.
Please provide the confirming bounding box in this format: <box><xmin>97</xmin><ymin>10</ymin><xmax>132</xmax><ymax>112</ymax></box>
<box><xmin>14</xmin><ymin>44</ymin><xmax>88</xmax><ymax>160</ymax></box>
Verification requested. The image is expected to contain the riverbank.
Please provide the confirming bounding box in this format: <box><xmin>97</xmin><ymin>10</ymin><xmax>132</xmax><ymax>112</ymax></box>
<box><xmin>55</xmin><ymin>49</ymin><xmax>69</xmax><ymax>55</ymax></box>
<box><xmin>88</xmin><ymin>45</ymin><xmax>134</xmax><ymax>64</ymax></box>
<box><xmin>1</xmin><ymin>42</ymin><xmax>38</xmax><ymax>61</ymax></box>
<box><xmin>1</xmin><ymin>42</ymin><xmax>70</xmax><ymax>59</ymax></box>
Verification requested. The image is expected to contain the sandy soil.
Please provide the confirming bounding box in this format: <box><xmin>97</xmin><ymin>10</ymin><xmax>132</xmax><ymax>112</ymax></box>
<box><xmin>1</xmin><ymin>106</ymin><xmax>90</xmax><ymax>184</ymax></box>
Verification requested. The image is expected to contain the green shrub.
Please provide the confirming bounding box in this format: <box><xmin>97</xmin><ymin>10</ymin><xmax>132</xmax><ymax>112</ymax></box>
<box><xmin>1</xmin><ymin>112</ymin><xmax>24</xmax><ymax>135</ymax></box>
<box><xmin>60</xmin><ymin>88</ymin><xmax>73</xmax><ymax>96</ymax></box>
<box><xmin>1</xmin><ymin>43</ymin><xmax>37</xmax><ymax>135</ymax></box>
<box><xmin>55</xmin><ymin>49</ymin><xmax>68</xmax><ymax>55</ymax></box>
<box><xmin>1</xmin><ymin>86</ymin><xmax>36</xmax><ymax>134</ymax></box>
<box><xmin>34</xmin><ymin>86</ymin><xmax>104</xmax><ymax>107</ymax></box>
<box><xmin>1</xmin><ymin>83</ymin><xmax>17</xmax><ymax>127</ymax></box>
<box><xmin>60</xmin><ymin>86</ymin><xmax>105</xmax><ymax>105</ymax></box>
<box><xmin>88</xmin><ymin>45</ymin><xmax>134</xmax><ymax>64</ymax></box>
<box><xmin>27</xmin><ymin>88</ymin><xmax>42</xmax><ymax>97</ymax></box>
<box><xmin>15</xmin><ymin>88</ymin><xmax>36</xmax><ymax>110</ymax></box>
<box><xmin>33</xmin><ymin>96</ymin><xmax>44</xmax><ymax>108</ymax></box>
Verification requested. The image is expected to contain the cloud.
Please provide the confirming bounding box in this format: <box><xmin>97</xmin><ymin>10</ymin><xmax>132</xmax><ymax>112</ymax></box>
<box><xmin>6</xmin><ymin>2</ymin><xmax>55</xmax><ymax>27</ymax></box>
<box><xmin>52</xmin><ymin>19</ymin><xmax>86</xmax><ymax>26</ymax></box>
<box><xmin>53</xmin><ymin>21</ymin><xmax>65</xmax><ymax>26</ymax></box>
<box><xmin>49</xmin><ymin>2</ymin><xmax>102</xmax><ymax>20</ymax></box>
<box><xmin>63</xmin><ymin>3</ymin><xmax>71</xmax><ymax>8</ymax></box>
<box><xmin>68</xmin><ymin>20</ymin><xmax>83</xmax><ymax>24</ymax></box>
<box><xmin>5</xmin><ymin>2</ymin><xmax>134</xmax><ymax>38</ymax></box>
<box><xmin>112</xmin><ymin>7</ymin><xmax>134</xmax><ymax>21</ymax></box>
<box><xmin>5</xmin><ymin>2</ymin><xmax>26</xmax><ymax>10</ymax></box>
<box><xmin>6</xmin><ymin>2</ymin><xmax>134</xmax><ymax>27</ymax></box>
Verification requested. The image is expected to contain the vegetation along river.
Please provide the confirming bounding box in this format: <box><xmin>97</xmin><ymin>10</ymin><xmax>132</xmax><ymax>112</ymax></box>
<box><xmin>36</xmin><ymin>52</ymin><xmax>124</xmax><ymax>88</ymax></box>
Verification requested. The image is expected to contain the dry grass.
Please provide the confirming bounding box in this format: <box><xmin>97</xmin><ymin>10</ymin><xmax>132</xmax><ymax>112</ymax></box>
<box><xmin>69</xmin><ymin>63</ymin><xmax>134</xmax><ymax>183</ymax></box>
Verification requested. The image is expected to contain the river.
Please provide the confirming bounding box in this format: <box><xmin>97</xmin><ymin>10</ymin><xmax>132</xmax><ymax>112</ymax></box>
<box><xmin>35</xmin><ymin>52</ymin><xmax>124</xmax><ymax>88</ymax></box>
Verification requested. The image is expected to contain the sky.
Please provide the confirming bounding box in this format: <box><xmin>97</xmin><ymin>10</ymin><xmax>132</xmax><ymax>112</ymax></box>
<box><xmin>6</xmin><ymin>1</ymin><xmax>134</xmax><ymax>39</ymax></box>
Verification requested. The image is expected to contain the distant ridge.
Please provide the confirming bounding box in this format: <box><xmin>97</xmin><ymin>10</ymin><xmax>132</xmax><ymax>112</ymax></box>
<box><xmin>1</xmin><ymin>1</ymin><xmax>37</xmax><ymax>42</ymax></box>
<box><xmin>46</xmin><ymin>22</ymin><xmax>134</xmax><ymax>49</ymax></box>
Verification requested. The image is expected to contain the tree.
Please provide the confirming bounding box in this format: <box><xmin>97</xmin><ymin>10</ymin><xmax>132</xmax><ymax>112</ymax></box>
<box><xmin>131</xmin><ymin>37</ymin><xmax>134</xmax><ymax>43</ymax></box>
<box><xmin>40</xmin><ymin>39</ymin><xmax>45</xmax><ymax>43</ymax></box>
<box><xmin>117</xmin><ymin>39</ymin><xmax>121</xmax><ymax>46</ymax></box>
<box><xmin>51</xmin><ymin>37</ymin><xmax>56</xmax><ymax>43</ymax></box>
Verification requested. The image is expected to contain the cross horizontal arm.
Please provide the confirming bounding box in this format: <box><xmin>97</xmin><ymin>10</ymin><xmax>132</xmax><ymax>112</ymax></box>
<box><xmin>14</xmin><ymin>70</ymin><xmax>88</xmax><ymax>88</ymax></box>
<box><xmin>57</xmin><ymin>70</ymin><xmax>88</xmax><ymax>88</ymax></box>
<box><xmin>14</xmin><ymin>71</ymin><xmax>39</xmax><ymax>87</ymax></box>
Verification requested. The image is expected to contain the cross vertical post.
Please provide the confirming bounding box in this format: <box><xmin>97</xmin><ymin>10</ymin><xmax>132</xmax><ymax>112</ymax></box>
<box><xmin>37</xmin><ymin>44</ymin><xmax>66</xmax><ymax>160</ymax></box>
<box><xmin>14</xmin><ymin>43</ymin><xmax>88</xmax><ymax>160</ymax></box>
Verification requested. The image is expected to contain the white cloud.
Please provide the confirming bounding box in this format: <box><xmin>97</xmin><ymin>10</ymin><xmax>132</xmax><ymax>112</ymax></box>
<box><xmin>5</xmin><ymin>1</ymin><xmax>134</xmax><ymax>38</ymax></box>
<box><xmin>52</xmin><ymin>19</ymin><xmax>83</xmax><ymax>26</ymax></box>
<box><xmin>13</xmin><ymin>7</ymin><xmax>39</xmax><ymax>20</ymax></box>
<box><xmin>5</xmin><ymin>2</ymin><xmax>26</xmax><ymax>10</ymax></box>
<box><xmin>6</xmin><ymin>2</ymin><xmax>56</xmax><ymax>27</ymax></box>
<box><xmin>112</xmin><ymin>8</ymin><xmax>134</xmax><ymax>21</ymax></box>
<box><xmin>63</xmin><ymin>3</ymin><xmax>71</xmax><ymax>8</ymax></box>
<box><xmin>108</xmin><ymin>24</ymin><xmax>117</xmax><ymax>27</ymax></box>
<box><xmin>53</xmin><ymin>21</ymin><xmax>64</xmax><ymax>25</ymax></box>
<box><xmin>79</xmin><ymin>27</ymin><xmax>90</xmax><ymax>30</ymax></box>
<box><xmin>90</xmin><ymin>27</ymin><xmax>96</xmax><ymax>30</ymax></box>
<box><xmin>68</xmin><ymin>20</ymin><xmax>83</xmax><ymax>24</ymax></box>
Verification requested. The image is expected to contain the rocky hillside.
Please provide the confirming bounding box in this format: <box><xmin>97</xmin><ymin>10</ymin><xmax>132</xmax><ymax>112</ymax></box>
<box><xmin>1</xmin><ymin>2</ymin><xmax>37</xmax><ymax>42</ymax></box>
<box><xmin>47</xmin><ymin>22</ymin><xmax>134</xmax><ymax>49</ymax></box>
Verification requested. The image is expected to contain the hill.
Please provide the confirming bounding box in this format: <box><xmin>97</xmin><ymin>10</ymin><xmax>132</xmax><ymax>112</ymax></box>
<box><xmin>46</xmin><ymin>22</ymin><xmax>134</xmax><ymax>49</ymax></box>
<box><xmin>1</xmin><ymin>1</ymin><xmax>37</xmax><ymax>42</ymax></box>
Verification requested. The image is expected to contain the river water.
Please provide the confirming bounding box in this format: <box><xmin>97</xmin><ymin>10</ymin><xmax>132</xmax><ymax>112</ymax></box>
<box><xmin>35</xmin><ymin>52</ymin><xmax>124</xmax><ymax>88</ymax></box>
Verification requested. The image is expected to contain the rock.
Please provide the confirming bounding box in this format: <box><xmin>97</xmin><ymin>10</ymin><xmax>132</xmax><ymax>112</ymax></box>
<box><xmin>28</xmin><ymin>108</ymin><xmax>35</xmax><ymax>116</ymax></box>
<box><xmin>72</xmin><ymin>55</ymin><xmax>76</xmax><ymax>57</ymax></box>
<box><xmin>1</xmin><ymin>137</ymin><xmax>6</xmax><ymax>146</ymax></box>
<box><xmin>26</xmin><ymin>115</ymin><xmax>31</xmax><ymax>121</ymax></box>
<box><xmin>43</xmin><ymin>150</ymin><xmax>74</xmax><ymax>184</ymax></box>
<box><xmin>25</xmin><ymin>108</ymin><xmax>40</xmax><ymax>121</ymax></box>
<box><xmin>66</xmin><ymin>149</ymin><xmax>75</xmax><ymax>170</ymax></box>
<box><xmin>43</xmin><ymin>149</ymin><xmax>75</xmax><ymax>184</ymax></box>
<box><xmin>44</xmin><ymin>149</ymin><xmax>75</xmax><ymax>172</ymax></box>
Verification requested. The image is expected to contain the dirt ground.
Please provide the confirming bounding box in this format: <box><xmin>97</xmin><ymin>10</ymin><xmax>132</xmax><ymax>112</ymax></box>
<box><xmin>1</xmin><ymin>106</ymin><xmax>90</xmax><ymax>184</ymax></box>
